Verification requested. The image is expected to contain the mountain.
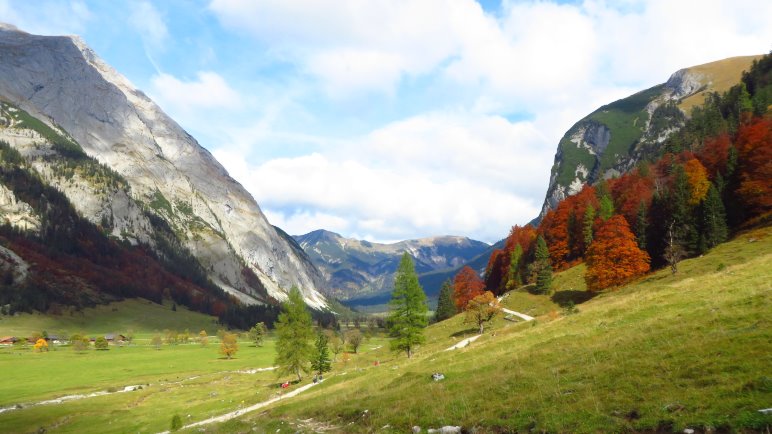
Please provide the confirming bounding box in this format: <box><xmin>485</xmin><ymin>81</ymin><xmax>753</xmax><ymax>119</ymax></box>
<box><xmin>294</xmin><ymin>229</ymin><xmax>489</xmax><ymax>304</ymax></box>
<box><xmin>0</xmin><ymin>24</ymin><xmax>327</xmax><ymax>309</ymax></box>
<box><xmin>540</xmin><ymin>55</ymin><xmax>761</xmax><ymax>218</ymax></box>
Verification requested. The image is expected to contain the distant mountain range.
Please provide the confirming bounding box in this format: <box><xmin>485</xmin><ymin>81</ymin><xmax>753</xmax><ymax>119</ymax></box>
<box><xmin>293</xmin><ymin>229</ymin><xmax>489</xmax><ymax>306</ymax></box>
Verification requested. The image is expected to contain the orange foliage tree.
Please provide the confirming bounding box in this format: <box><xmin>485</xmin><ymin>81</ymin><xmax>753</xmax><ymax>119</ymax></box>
<box><xmin>683</xmin><ymin>158</ymin><xmax>711</xmax><ymax>205</ymax></box>
<box><xmin>609</xmin><ymin>169</ymin><xmax>654</xmax><ymax>227</ymax></box>
<box><xmin>453</xmin><ymin>266</ymin><xmax>485</xmax><ymax>311</ymax></box>
<box><xmin>585</xmin><ymin>215</ymin><xmax>650</xmax><ymax>291</ymax></box>
<box><xmin>33</xmin><ymin>338</ymin><xmax>49</xmax><ymax>352</ymax></box>
<box><xmin>464</xmin><ymin>291</ymin><xmax>501</xmax><ymax>334</ymax></box>
<box><xmin>735</xmin><ymin>117</ymin><xmax>772</xmax><ymax>217</ymax></box>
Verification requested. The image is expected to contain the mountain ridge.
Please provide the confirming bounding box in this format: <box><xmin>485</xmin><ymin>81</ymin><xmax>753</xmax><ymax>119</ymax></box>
<box><xmin>0</xmin><ymin>25</ymin><xmax>328</xmax><ymax>309</ymax></box>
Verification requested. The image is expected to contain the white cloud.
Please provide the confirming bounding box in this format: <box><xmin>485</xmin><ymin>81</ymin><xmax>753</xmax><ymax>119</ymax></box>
<box><xmin>129</xmin><ymin>1</ymin><xmax>168</xmax><ymax>52</ymax></box>
<box><xmin>0</xmin><ymin>0</ymin><xmax>92</xmax><ymax>36</ymax></box>
<box><xmin>150</xmin><ymin>71</ymin><xmax>242</xmax><ymax>112</ymax></box>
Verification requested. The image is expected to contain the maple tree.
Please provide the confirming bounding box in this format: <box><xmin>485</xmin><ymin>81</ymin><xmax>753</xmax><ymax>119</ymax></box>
<box><xmin>585</xmin><ymin>215</ymin><xmax>650</xmax><ymax>291</ymax></box>
<box><xmin>464</xmin><ymin>291</ymin><xmax>501</xmax><ymax>334</ymax></box>
<box><xmin>453</xmin><ymin>265</ymin><xmax>485</xmax><ymax>311</ymax></box>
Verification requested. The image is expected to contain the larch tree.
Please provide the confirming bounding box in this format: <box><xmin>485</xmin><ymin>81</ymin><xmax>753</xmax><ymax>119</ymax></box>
<box><xmin>534</xmin><ymin>235</ymin><xmax>553</xmax><ymax>294</ymax></box>
<box><xmin>583</xmin><ymin>204</ymin><xmax>595</xmax><ymax>250</ymax></box>
<box><xmin>464</xmin><ymin>291</ymin><xmax>501</xmax><ymax>334</ymax></box>
<box><xmin>387</xmin><ymin>253</ymin><xmax>428</xmax><ymax>358</ymax></box>
<box><xmin>585</xmin><ymin>215</ymin><xmax>651</xmax><ymax>291</ymax></box>
<box><xmin>453</xmin><ymin>265</ymin><xmax>485</xmax><ymax>311</ymax></box>
<box><xmin>275</xmin><ymin>286</ymin><xmax>314</xmax><ymax>381</ymax></box>
<box><xmin>506</xmin><ymin>244</ymin><xmax>523</xmax><ymax>290</ymax></box>
<box><xmin>434</xmin><ymin>279</ymin><xmax>456</xmax><ymax>322</ymax></box>
<box><xmin>219</xmin><ymin>332</ymin><xmax>238</xmax><ymax>359</ymax></box>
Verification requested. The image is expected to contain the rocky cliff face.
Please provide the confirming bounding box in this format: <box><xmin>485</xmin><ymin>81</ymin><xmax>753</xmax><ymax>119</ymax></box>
<box><xmin>0</xmin><ymin>24</ymin><xmax>327</xmax><ymax>308</ymax></box>
<box><xmin>539</xmin><ymin>56</ymin><xmax>759</xmax><ymax>219</ymax></box>
<box><xmin>294</xmin><ymin>229</ymin><xmax>489</xmax><ymax>302</ymax></box>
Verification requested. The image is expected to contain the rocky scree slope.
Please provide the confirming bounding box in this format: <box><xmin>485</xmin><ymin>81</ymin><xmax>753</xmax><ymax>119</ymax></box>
<box><xmin>540</xmin><ymin>55</ymin><xmax>760</xmax><ymax>219</ymax></box>
<box><xmin>0</xmin><ymin>24</ymin><xmax>327</xmax><ymax>308</ymax></box>
<box><xmin>294</xmin><ymin>229</ymin><xmax>489</xmax><ymax>302</ymax></box>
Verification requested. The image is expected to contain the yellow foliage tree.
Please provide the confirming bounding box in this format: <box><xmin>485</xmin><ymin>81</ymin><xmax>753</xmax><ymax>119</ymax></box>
<box><xmin>33</xmin><ymin>338</ymin><xmax>48</xmax><ymax>352</ymax></box>
<box><xmin>219</xmin><ymin>332</ymin><xmax>239</xmax><ymax>359</ymax></box>
<box><xmin>464</xmin><ymin>291</ymin><xmax>501</xmax><ymax>334</ymax></box>
<box><xmin>684</xmin><ymin>158</ymin><xmax>710</xmax><ymax>205</ymax></box>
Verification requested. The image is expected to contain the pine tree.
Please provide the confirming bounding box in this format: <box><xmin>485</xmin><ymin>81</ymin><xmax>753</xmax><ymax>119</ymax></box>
<box><xmin>309</xmin><ymin>333</ymin><xmax>332</xmax><ymax>378</ymax></box>
<box><xmin>387</xmin><ymin>253</ymin><xmax>428</xmax><ymax>358</ymax></box>
<box><xmin>434</xmin><ymin>279</ymin><xmax>455</xmax><ymax>322</ymax></box>
<box><xmin>534</xmin><ymin>235</ymin><xmax>552</xmax><ymax>294</ymax></box>
<box><xmin>699</xmin><ymin>183</ymin><xmax>728</xmax><ymax>252</ymax></box>
<box><xmin>583</xmin><ymin>204</ymin><xmax>595</xmax><ymax>251</ymax></box>
<box><xmin>275</xmin><ymin>286</ymin><xmax>314</xmax><ymax>381</ymax></box>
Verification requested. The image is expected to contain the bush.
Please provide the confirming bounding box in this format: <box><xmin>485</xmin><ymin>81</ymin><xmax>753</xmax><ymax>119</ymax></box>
<box><xmin>170</xmin><ymin>414</ymin><xmax>182</xmax><ymax>431</ymax></box>
<box><xmin>95</xmin><ymin>336</ymin><xmax>109</xmax><ymax>350</ymax></box>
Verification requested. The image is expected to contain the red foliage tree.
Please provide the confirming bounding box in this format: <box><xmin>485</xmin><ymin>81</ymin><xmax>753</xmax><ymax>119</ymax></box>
<box><xmin>697</xmin><ymin>134</ymin><xmax>731</xmax><ymax>179</ymax></box>
<box><xmin>453</xmin><ymin>266</ymin><xmax>485</xmax><ymax>311</ymax></box>
<box><xmin>735</xmin><ymin>117</ymin><xmax>772</xmax><ymax>217</ymax></box>
<box><xmin>484</xmin><ymin>249</ymin><xmax>507</xmax><ymax>295</ymax></box>
<box><xmin>585</xmin><ymin>215</ymin><xmax>650</xmax><ymax>291</ymax></box>
<box><xmin>609</xmin><ymin>169</ymin><xmax>654</xmax><ymax>227</ymax></box>
<box><xmin>538</xmin><ymin>200</ymin><xmax>571</xmax><ymax>270</ymax></box>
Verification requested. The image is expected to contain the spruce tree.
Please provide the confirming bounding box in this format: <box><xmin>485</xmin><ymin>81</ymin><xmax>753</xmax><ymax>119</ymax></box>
<box><xmin>434</xmin><ymin>279</ymin><xmax>455</xmax><ymax>322</ymax></box>
<box><xmin>274</xmin><ymin>287</ymin><xmax>314</xmax><ymax>381</ymax></box>
<box><xmin>387</xmin><ymin>253</ymin><xmax>428</xmax><ymax>358</ymax></box>
<box><xmin>310</xmin><ymin>333</ymin><xmax>332</xmax><ymax>378</ymax></box>
<box><xmin>699</xmin><ymin>183</ymin><xmax>728</xmax><ymax>252</ymax></box>
<box><xmin>534</xmin><ymin>235</ymin><xmax>552</xmax><ymax>294</ymax></box>
<box><xmin>635</xmin><ymin>201</ymin><xmax>648</xmax><ymax>250</ymax></box>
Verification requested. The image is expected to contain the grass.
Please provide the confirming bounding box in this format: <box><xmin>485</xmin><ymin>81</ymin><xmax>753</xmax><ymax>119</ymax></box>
<box><xmin>679</xmin><ymin>55</ymin><xmax>762</xmax><ymax>113</ymax></box>
<box><xmin>223</xmin><ymin>227</ymin><xmax>771</xmax><ymax>433</ymax></box>
<box><xmin>0</xmin><ymin>298</ymin><xmax>220</xmax><ymax>337</ymax></box>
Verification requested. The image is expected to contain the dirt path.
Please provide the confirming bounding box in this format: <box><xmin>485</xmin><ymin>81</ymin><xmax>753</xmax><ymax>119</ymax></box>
<box><xmin>158</xmin><ymin>381</ymin><xmax>321</xmax><ymax>433</ymax></box>
<box><xmin>445</xmin><ymin>335</ymin><xmax>481</xmax><ymax>351</ymax></box>
<box><xmin>500</xmin><ymin>307</ymin><xmax>534</xmax><ymax>321</ymax></box>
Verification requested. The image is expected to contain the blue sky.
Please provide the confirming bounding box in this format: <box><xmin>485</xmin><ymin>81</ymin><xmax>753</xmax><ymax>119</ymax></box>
<box><xmin>1</xmin><ymin>0</ymin><xmax>770</xmax><ymax>243</ymax></box>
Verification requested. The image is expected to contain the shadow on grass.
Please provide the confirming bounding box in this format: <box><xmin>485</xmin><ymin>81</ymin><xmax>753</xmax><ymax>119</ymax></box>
<box><xmin>450</xmin><ymin>328</ymin><xmax>479</xmax><ymax>338</ymax></box>
<box><xmin>551</xmin><ymin>290</ymin><xmax>597</xmax><ymax>307</ymax></box>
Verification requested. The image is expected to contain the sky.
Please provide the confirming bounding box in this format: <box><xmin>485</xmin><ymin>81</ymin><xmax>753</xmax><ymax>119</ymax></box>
<box><xmin>1</xmin><ymin>0</ymin><xmax>770</xmax><ymax>244</ymax></box>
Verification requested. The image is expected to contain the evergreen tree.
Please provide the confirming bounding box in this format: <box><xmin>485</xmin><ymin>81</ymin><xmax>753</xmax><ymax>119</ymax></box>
<box><xmin>583</xmin><ymin>204</ymin><xmax>595</xmax><ymax>250</ymax></box>
<box><xmin>699</xmin><ymin>183</ymin><xmax>728</xmax><ymax>253</ymax></box>
<box><xmin>599</xmin><ymin>195</ymin><xmax>614</xmax><ymax>220</ymax></box>
<box><xmin>635</xmin><ymin>201</ymin><xmax>648</xmax><ymax>250</ymax></box>
<box><xmin>387</xmin><ymin>253</ymin><xmax>428</xmax><ymax>358</ymax></box>
<box><xmin>506</xmin><ymin>244</ymin><xmax>523</xmax><ymax>289</ymax></box>
<box><xmin>534</xmin><ymin>235</ymin><xmax>552</xmax><ymax>294</ymax></box>
<box><xmin>274</xmin><ymin>287</ymin><xmax>314</xmax><ymax>381</ymax></box>
<box><xmin>434</xmin><ymin>279</ymin><xmax>455</xmax><ymax>322</ymax></box>
<box><xmin>309</xmin><ymin>333</ymin><xmax>332</xmax><ymax>378</ymax></box>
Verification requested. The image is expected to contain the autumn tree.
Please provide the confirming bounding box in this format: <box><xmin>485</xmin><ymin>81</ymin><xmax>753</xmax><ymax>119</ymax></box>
<box><xmin>599</xmin><ymin>195</ymin><xmax>615</xmax><ymax>220</ymax></box>
<box><xmin>583</xmin><ymin>204</ymin><xmax>595</xmax><ymax>249</ymax></box>
<box><xmin>464</xmin><ymin>291</ymin><xmax>501</xmax><ymax>334</ymax></box>
<box><xmin>219</xmin><ymin>332</ymin><xmax>239</xmax><ymax>359</ymax></box>
<box><xmin>387</xmin><ymin>253</ymin><xmax>428</xmax><ymax>358</ymax></box>
<box><xmin>198</xmin><ymin>330</ymin><xmax>209</xmax><ymax>347</ymax></box>
<box><xmin>95</xmin><ymin>336</ymin><xmax>109</xmax><ymax>350</ymax></box>
<box><xmin>506</xmin><ymin>244</ymin><xmax>523</xmax><ymax>290</ymax></box>
<box><xmin>684</xmin><ymin>158</ymin><xmax>711</xmax><ymax>205</ymax></box>
<box><xmin>151</xmin><ymin>334</ymin><xmax>162</xmax><ymax>350</ymax></box>
<box><xmin>453</xmin><ymin>266</ymin><xmax>485</xmax><ymax>311</ymax></box>
<box><xmin>735</xmin><ymin>117</ymin><xmax>772</xmax><ymax>217</ymax></box>
<box><xmin>533</xmin><ymin>235</ymin><xmax>552</xmax><ymax>294</ymax></box>
<box><xmin>275</xmin><ymin>286</ymin><xmax>314</xmax><ymax>381</ymax></box>
<box><xmin>309</xmin><ymin>333</ymin><xmax>332</xmax><ymax>378</ymax></box>
<box><xmin>33</xmin><ymin>338</ymin><xmax>48</xmax><ymax>352</ymax></box>
<box><xmin>325</xmin><ymin>330</ymin><xmax>344</xmax><ymax>361</ymax></box>
<box><xmin>585</xmin><ymin>215</ymin><xmax>650</xmax><ymax>291</ymax></box>
<box><xmin>434</xmin><ymin>279</ymin><xmax>455</xmax><ymax>322</ymax></box>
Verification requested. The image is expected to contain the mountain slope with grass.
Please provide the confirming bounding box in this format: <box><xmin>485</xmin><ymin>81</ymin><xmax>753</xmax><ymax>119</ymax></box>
<box><xmin>540</xmin><ymin>55</ymin><xmax>761</xmax><ymax>219</ymax></box>
<box><xmin>219</xmin><ymin>226</ymin><xmax>771</xmax><ymax>433</ymax></box>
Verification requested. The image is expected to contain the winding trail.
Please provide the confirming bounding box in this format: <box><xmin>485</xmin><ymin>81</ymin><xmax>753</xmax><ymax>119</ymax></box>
<box><xmin>500</xmin><ymin>307</ymin><xmax>534</xmax><ymax>322</ymax></box>
<box><xmin>445</xmin><ymin>335</ymin><xmax>481</xmax><ymax>351</ymax></box>
<box><xmin>158</xmin><ymin>380</ymin><xmax>322</xmax><ymax>433</ymax></box>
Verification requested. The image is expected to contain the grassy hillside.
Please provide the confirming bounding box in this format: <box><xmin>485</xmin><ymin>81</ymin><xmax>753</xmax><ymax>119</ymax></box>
<box><xmin>0</xmin><ymin>298</ymin><xmax>220</xmax><ymax>336</ymax></box>
<box><xmin>679</xmin><ymin>55</ymin><xmax>763</xmax><ymax>112</ymax></box>
<box><xmin>220</xmin><ymin>227</ymin><xmax>771</xmax><ymax>433</ymax></box>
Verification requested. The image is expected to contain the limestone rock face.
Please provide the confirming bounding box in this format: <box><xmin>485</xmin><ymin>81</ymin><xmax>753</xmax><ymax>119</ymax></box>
<box><xmin>0</xmin><ymin>25</ymin><xmax>327</xmax><ymax>308</ymax></box>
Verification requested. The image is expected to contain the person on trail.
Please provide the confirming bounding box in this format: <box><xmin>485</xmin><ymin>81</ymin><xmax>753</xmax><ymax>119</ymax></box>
<box><xmin>281</xmin><ymin>381</ymin><xmax>289</xmax><ymax>389</ymax></box>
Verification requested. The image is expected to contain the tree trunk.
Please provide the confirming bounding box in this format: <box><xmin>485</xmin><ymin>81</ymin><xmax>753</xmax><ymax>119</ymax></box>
<box><xmin>407</xmin><ymin>347</ymin><xmax>412</xmax><ymax>358</ymax></box>
<box><xmin>479</xmin><ymin>322</ymin><xmax>484</xmax><ymax>334</ymax></box>
<box><xmin>296</xmin><ymin>367</ymin><xmax>302</xmax><ymax>382</ymax></box>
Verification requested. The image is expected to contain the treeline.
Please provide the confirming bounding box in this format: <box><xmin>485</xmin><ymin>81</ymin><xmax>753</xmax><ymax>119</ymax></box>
<box><xmin>485</xmin><ymin>52</ymin><xmax>771</xmax><ymax>293</ymax></box>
